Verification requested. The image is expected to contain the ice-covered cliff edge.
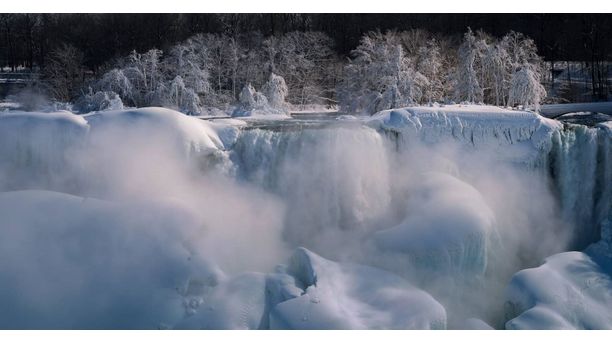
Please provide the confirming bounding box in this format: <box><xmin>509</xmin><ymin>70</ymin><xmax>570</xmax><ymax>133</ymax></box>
<box><xmin>368</xmin><ymin>105</ymin><xmax>562</xmax><ymax>166</ymax></box>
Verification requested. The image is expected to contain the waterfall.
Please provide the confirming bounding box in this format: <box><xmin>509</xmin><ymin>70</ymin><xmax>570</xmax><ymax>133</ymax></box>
<box><xmin>229</xmin><ymin>124</ymin><xmax>393</xmax><ymax>253</ymax></box>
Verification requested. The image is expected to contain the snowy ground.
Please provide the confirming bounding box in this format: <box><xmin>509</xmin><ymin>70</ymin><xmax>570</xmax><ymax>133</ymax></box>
<box><xmin>0</xmin><ymin>104</ymin><xmax>610</xmax><ymax>329</ymax></box>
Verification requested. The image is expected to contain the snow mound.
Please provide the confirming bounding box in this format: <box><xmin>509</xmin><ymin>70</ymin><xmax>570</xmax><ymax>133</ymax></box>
<box><xmin>505</xmin><ymin>218</ymin><xmax>612</xmax><ymax>330</ymax></box>
<box><xmin>269</xmin><ymin>248</ymin><xmax>446</xmax><ymax>329</ymax></box>
<box><xmin>0</xmin><ymin>190</ymin><xmax>215</xmax><ymax>329</ymax></box>
<box><xmin>0</xmin><ymin>107</ymin><xmax>230</xmax><ymax>195</ymax></box>
<box><xmin>368</xmin><ymin>105</ymin><xmax>562</xmax><ymax>165</ymax></box>
<box><xmin>86</xmin><ymin>107</ymin><xmax>224</xmax><ymax>153</ymax></box>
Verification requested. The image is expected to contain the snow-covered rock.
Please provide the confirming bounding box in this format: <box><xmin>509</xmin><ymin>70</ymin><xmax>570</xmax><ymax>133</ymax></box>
<box><xmin>269</xmin><ymin>248</ymin><xmax>446</xmax><ymax>329</ymax></box>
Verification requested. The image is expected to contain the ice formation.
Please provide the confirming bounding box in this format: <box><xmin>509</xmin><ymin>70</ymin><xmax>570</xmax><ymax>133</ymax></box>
<box><xmin>0</xmin><ymin>105</ymin><xmax>611</xmax><ymax>329</ymax></box>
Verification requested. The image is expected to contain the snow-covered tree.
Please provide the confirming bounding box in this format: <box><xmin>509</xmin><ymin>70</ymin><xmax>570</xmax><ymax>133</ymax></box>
<box><xmin>109</xmin><ymin>49</ymin><xmax>165</xmax><ymax>107</ymax></box>
<box><xmin>507</xmin><ymin>64</ymin><xmax>547</xmax><ymax>110</ymax></box>
<box><xmin>453</xmin><ymin>28</ymin><xmax>484</xmax><ymax>103</ymax></box>
<box><xmin>165</xmin><ymin>40</ymin><xmax>210</xmax><ymax>95</ymax></box>
<box><xmin>162</xmin><ymin>75</ymin><xmax>202</xmax><ymax>115</ymax></box>
<box><xmin>416</xmin><ymin>38</ymin><xmax>445</xmax><ymax>103</ymax></box>
<box><xmin>74</xmin><ymin>89</ymin><xmax>124</xmax><ymax>113</ymax></box>
<box><xmin>262</xmin><ymin>72</ymin><xmax>289</xmax><ymax>111</ymax></box>
<box><xmin>501</xmin><ymin>31</ymin><xmax>547</xmax><ymax>109</ymax></box>
<box><xmin>84</xmin><ymin>44</ymin><xmax>207</xmax><ymax>114</ymax></box>
<box><xmin>338</xmin><ymin>31</ymin><xmax>428</xmax><ymax>114</ymax></box>
<box><xmin>262</xmin><ymin>31</ymin><xmax>338</xmax><ymax>106</ymax></box>
<box><xmin>501</xmin><ymin>31</ymin><xmax>542</xmax><ymax>71</ymax></box>
<box><xmin>481</xmin><ymin>43</ymin><xmax>512</xmax><ymax>106</ymax></box>
<box><xmin>94</xmin><ymin>68</ymin><xmax>134</xmax><ymax>105</ymax></box>
<box><xmin>232</xmin><ymin>83</ymin><xmax>272</xmax><ymax>117</ymax></box>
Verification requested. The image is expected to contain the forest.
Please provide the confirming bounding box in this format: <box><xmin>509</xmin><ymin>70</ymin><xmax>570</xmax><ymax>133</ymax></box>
<box><xmin>1</xmin><ymin>13</ymin><xmax>611</xmax><ymax>115</ymax></box>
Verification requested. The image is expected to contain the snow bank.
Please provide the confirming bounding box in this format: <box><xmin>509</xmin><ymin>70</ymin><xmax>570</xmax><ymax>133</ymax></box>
<box><xmin>0</xmin><ymin>190</ymin><xmax>213</xmax><ymax>329</ymax></box>
<box><xmin>269</xmin><ymin>248</ymin><xmax>446</xmax><ymax>329</ymax></box>
<box><xmin>505</xmin><ymin>218</ymin><xmax>612</xmax><ymax>330</ymax></box>
<box><xmin>205</xmin><ymin>118</ymin><xmax>247</xmax><ymax>149</ymax></box>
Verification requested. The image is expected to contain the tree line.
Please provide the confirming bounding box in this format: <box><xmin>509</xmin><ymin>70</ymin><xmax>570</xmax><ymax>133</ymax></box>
<box><xmin>34</xmin><ymin>28</ymin><xmax>546</xmax><ymax>115</ymax></box>
<box><xmin>2</xmin><ymin>13</ymin><xmax>611</xmax><ymax>113</ymax></box>
<box><xmin>2</xmin><ymin>14</ymin><xmax>612</xmax><ymax>70</ymax></box>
